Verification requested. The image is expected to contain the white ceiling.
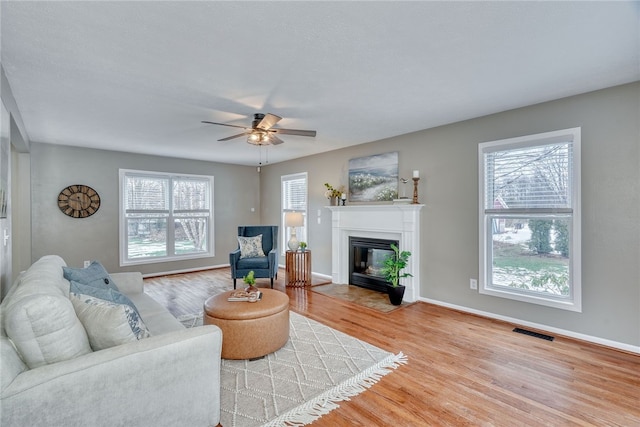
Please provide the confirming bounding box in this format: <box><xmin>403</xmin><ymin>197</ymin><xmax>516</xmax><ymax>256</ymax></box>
<box><xmin>2</xmin><ymin>1</ymin><xmax>639</xmax><ymax>166</ymax></box>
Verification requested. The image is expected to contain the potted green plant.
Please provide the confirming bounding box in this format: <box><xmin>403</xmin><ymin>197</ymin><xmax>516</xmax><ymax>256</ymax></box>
<box><xmin>299</xmin><ymin>241</ymin><xmax>307</xmax><ymax>251</ymax></box>
<box><xmin>243</xmin><ymin>270</ymin><xmax>258</xmax><ymax>293</ymax></box>
<box><xmin>381</xmin><ymin>243</ymin><xmax>412</xmax><ymax>305</ymax></box>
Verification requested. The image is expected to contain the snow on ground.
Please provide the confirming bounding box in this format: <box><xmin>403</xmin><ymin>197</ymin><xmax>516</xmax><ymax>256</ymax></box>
<box><xmin>492</xmin><ymin>224</ymin><xmax>532</xmax><ymax>245</ymax></box>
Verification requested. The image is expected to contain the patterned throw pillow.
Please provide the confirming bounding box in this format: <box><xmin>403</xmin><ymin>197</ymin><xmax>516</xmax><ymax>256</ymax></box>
<box><xmin>70</xmin><ymin>282</ymin><xmax>150</xmax><ymax>351</ymax></box>
<box><xmin>238</xmin><ymin>234</ymin><xmax>266</xmax><ymax>259</ymax></box>
<box><xmin>63</xmin><ymin>261</ymin><xmax>118</xmax><ymax>291</ymax></box>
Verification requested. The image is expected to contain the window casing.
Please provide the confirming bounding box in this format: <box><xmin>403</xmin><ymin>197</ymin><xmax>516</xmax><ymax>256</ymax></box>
<box><xmin>281</xmin><ymin>172</ymin><xmax>308</xmax><ymax>254</ymax></box>
<box><xmin>478</xmin><ymin>128</ymin><xmax>581</xmax><ymax>311</ymax></box>
<box><xmin>119</xmin><ymin>169</ymin><xmax>214</xmax><ymax>266</ymax></box>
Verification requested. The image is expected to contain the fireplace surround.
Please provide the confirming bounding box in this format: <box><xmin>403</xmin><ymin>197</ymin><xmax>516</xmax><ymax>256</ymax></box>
<box><xmin>327</xmin><ymin>204</ymin><xmax>423</xmax><ymax>302</ymax></box>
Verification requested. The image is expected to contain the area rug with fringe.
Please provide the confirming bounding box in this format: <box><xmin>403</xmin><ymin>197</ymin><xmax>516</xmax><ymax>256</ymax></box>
<box><xmin>178</xmin><ymin>311</ymin><xmax>407</xmax><ymax>427</ymax></box>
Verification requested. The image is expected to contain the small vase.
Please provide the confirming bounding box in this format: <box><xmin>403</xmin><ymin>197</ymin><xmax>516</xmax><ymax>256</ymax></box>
<box><xmin>245</xmin><ymin>284</ymin><xmax>258</xmax><ymax>293</ymax></box>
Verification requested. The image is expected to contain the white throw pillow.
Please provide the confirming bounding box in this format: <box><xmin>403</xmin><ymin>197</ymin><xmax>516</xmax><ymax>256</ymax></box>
<box><xmin>238</xmin><ymin>234</ymin><xmax>265</xmax><ymax>259</ymax></box>
<box><xmin>70</xmin><ymin>293</ymin><xmax>150</xmax><ymax>351</ymax></box>
<box><xmin>4</xmin><ymin>294</ymin><xmax>92</xmax><ymax>369</ymax></box>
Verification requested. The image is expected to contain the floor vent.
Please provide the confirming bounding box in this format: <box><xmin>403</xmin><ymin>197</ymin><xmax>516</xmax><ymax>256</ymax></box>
<box><xmin>513</xmin><ymin>328</ymin><xmax>554</xmax><ymax>341</ymax></box>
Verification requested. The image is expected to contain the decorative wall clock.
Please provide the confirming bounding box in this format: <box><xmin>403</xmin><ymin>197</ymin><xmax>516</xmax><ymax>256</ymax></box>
<box><xmin>57</xmin><ymin>185</ymin><xmax>101</xmax><ymax>218</ymax></box>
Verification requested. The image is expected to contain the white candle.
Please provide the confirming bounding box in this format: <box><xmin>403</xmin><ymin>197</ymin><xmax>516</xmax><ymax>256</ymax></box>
<box><xmin>413</xmin><ymin>170</ymin><xmax>419</xmax><ymax>178</ymax></box>
<box><xmin>341</xmin><ymin>193</ymin><xmax>347</xmax><ymax>200</ymax></box>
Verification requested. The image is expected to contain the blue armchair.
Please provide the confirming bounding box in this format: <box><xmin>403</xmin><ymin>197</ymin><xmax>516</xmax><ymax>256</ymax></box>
<box><xmin>230</xmin><ymin>225</ymin><xmax>279</xmax><ymax>289</ymax></box>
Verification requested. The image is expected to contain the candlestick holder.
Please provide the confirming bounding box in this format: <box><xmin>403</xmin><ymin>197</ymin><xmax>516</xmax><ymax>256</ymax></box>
<box><xmin>412</xmin><ymin>177</ymin><xmax>420</xmax><ymax>204</ymax></box>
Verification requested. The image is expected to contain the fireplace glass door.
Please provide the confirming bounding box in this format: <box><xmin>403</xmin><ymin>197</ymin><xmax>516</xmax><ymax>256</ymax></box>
<box><xmin>349</xmin><ymin>237</ymin><xmax>398</xmax><ymax>293</ymax></box>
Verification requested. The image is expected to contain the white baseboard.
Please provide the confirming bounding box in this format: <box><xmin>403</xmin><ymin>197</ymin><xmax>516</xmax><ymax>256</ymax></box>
<box><xmin>141</xmin><ymin>263</ymin><xmax>230</xmax><ymax>278</ymax></box>
<box><xmin>420</xmin><ymin>297</ymin><xmax>640</xmax><ymax>355</ymax></box>
<box><xmin>276</xmin><ymin>265</ymin><xmax>333</xmax><ymax>282</ymax></box>
<box><xmin>311</xmin><ymin>272</ymin><xmax>332</xmax><ymax>281</ymax></box>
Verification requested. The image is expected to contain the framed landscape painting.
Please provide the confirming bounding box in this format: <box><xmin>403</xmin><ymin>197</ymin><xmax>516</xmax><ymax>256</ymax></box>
<box><xmin>348</xmin><ymin>152</ymin><xmax>398</xmax><ymax>202</ymax></box>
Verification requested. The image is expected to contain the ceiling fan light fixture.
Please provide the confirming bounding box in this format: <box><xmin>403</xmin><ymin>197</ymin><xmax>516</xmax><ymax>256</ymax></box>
<box><xmin>246</xmin><ymin>130</ymin><xmax>272</xmax><ymax>145</ymax></box>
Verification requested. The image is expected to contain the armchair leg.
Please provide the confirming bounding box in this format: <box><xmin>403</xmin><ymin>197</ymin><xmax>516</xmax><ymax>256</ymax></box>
<box><xmin>233</xmin><ymin>278</ymin><xmax>236</xmax><ymax>289</ymax></box>
<box><xmin>270</xmin><ymin>277</ymin><xmax>274</xmax><ymax>288</ymax></box>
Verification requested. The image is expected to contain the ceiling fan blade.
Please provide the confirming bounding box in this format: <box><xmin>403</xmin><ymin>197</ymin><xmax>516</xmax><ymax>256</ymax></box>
<box><xmin>202</xmin><ymin>120</ymin><xmax>248</xmax><ymax>130</ymax></box>
<box><xmin>256</xmin><ymin>113</ymin><xmax>282</xmax><ymax>130</ymax></box>
<box><xmin>271</xmin><ymin>128</ymin><xmax>317</xmax><ymax>137</ymax></box>
<box><xmin>218</xmin><ymin>132</ymin><xmax>248</xmax><ymax>141</ymax></box>
<box><xmin>269</xmin><ymin>134</ymin><xmax>285</xmax><ymax>145</ymax></box>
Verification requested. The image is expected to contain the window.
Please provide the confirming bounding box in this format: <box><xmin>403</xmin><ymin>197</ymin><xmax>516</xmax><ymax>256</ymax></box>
<box><xmin>281</xmin><ymin>172</ymin><xmax>308</xmax><ymax>253</ymax></box>
<box><xmin>478</xmin><ymin>127</ymin><xmax>581</xmax><ymax>311</ymax></box>
<box><xmin>119</xmin><ymin>169</ymin><xmax>214</xmax><ymax>265</ymax></box>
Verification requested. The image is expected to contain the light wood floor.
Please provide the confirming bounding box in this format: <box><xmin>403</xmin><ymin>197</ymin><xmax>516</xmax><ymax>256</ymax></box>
<box><xmin>144</xmin><ymin>268</ymin><xmax>640</xmax><ymax>427</ymax></box>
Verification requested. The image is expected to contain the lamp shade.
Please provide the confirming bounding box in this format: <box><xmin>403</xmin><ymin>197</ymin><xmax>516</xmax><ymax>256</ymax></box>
<box><xmin>285</xmin><ymin>212</ymin><xmax>304</xmax><ymax>227</ymax></box>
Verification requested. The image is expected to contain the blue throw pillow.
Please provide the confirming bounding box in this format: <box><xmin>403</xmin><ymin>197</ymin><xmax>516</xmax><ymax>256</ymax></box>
<box><xmin>69</xmin><ymin>281</ymin><xmax>138</xmax><ymax>313</ymax></box>
<box><xmin>63</xmin><ymin>261</ymin><xmax>118</xmax><ymax>291</ymax></box>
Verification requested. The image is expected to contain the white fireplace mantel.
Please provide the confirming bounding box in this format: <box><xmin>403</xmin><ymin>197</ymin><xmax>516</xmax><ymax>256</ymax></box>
<box><xmin>327</xmin><ymin>204</ymin><xmax>424</xmax><ymax>302</ymax></box>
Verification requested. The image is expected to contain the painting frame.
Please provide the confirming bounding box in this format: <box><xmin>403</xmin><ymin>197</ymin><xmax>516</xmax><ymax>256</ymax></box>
<box><xmin>348</xmin><ymin>152</ymin><xmax>399</xmax><ymax>203</ymax></box>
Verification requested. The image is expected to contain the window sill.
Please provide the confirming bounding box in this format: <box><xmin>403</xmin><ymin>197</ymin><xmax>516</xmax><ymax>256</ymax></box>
<box><xmin>479</xmin><ymin>286</ymin><xmax>581</xmax><ymax>312</ymax></box>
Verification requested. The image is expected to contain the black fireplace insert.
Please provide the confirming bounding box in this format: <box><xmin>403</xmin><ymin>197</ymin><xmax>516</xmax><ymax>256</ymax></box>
<box><xmin>349</xmin><ymin>236</ymin><xmax>398</xmax><ymax>293</ymax></box>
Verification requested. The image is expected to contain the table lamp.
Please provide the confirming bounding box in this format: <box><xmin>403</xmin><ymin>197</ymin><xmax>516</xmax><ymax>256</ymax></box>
<box><xmin>285</xmin><ymin>212</ymin><xmax>304</xmax><ymax>251</ymax></box>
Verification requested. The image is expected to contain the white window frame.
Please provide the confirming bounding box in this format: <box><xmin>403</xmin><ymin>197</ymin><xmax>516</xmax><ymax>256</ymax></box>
<box><xmin>119</xmin><ymin>169</ymin><xmax>215</xmax><ymax>266</ymax></box>
<box><xmin>478</xmin><ymin>127</ymin><xmax>581</xmax><ymax>312</ymax></box>
<box><xmin>281</xmin><ymin>172</ymin><xmax>308</xmax><ymax>255</ymax></box>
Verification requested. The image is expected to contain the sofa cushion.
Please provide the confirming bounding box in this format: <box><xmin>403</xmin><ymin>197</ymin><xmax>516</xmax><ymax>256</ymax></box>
<box><xmin>126</xmin><ymin>293</ymin><xmax>185</xmax><ymax>335</ymax></box>
<box><xmin>4</xmin><ymin>294</ymin><xmax>92</xmax><ymax>369</ymax></box>
<box><xmin>1</xmin><ymin>256</ymin><xmax>69</xmax><ymax>314</ymax></box>
<box><xmin>238</xmin><ymin>234</ymin><xmax>265</xmax><ymax>259</ymax></box>
<box><xmin>70</xmin><ymin>292</ymin><xmax>150</xmax><ymax>351</ymax></box>
<box><xmin>63</xmin><ymin>261</ymin><xmax>118</xmax><ymax>291</ymax></box>
<box><xmin>237</xmin><ymin>256</ymin><xmax>270</xmax><ymax>270</ymax></box>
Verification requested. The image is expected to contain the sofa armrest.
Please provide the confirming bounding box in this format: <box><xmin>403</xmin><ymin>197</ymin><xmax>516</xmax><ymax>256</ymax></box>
<box><xmin>268</xmin><ymin>248</ymin><xmax>278</xmax><ymax>273</ymax></box>
<box><xmin>1</xmin><ymin>325</ymin><xmax>223</xmax><ymax>427</ymax></box>
<box><xmin>110</xmin><ymin>272</ymin><xmax>144</xmax><ymax>295</ymax></box>
<box><xmin>229</xmin><ymin>249</ymin><xmax>241</xmax><ymax>276</ymax></box>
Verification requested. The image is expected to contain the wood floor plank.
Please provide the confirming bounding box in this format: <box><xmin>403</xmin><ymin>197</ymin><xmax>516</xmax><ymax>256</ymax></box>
<box><xmin>143</xmin><ymin>268</ymin><xmax>640</xmax><ymax>426</ymax></box>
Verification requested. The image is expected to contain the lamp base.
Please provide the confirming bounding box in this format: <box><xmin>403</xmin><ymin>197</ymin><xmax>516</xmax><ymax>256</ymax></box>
<box><xmin>288</xmin><ymin>235</ymin><xmax>300</xmax><ymax>251</ymax></box>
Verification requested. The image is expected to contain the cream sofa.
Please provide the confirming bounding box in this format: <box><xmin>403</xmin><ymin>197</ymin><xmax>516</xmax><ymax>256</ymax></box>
<box><xmin>0</xmin><ymin>255</ymin><xmax>223</xmax><ymax>427</ymax></box>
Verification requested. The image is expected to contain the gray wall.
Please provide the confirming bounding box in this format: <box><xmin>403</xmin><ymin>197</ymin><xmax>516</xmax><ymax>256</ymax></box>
<box><xmin>30</xmin><ymin>143</ymin><xmax>262</xmax><ymax>275</ymax></box>
<box><xmin>261</xmin><ymin>82</ymin><xmax>640</xmax><ymax>347</ymax></box>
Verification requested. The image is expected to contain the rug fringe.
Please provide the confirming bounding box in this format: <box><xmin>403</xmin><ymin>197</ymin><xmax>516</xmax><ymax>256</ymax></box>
<box><xmin>260</xmin><ymin>352</ymin><xmax>408</xmax><ymax>427</ymax></box>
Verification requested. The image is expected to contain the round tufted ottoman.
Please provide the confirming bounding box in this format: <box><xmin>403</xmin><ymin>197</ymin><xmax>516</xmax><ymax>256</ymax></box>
<box><xmin>203</xmin><ymin>289</ymin><xmax>290</xmax><ymax>360</ymax></box>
